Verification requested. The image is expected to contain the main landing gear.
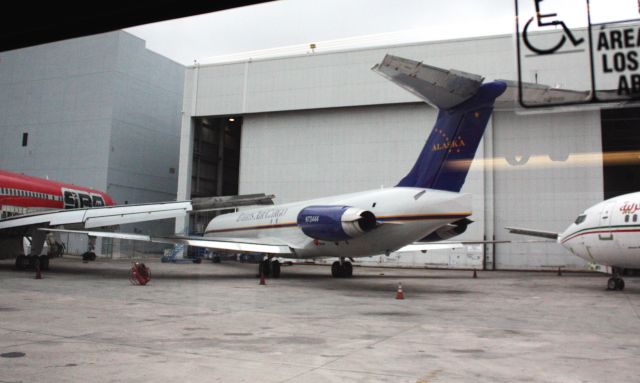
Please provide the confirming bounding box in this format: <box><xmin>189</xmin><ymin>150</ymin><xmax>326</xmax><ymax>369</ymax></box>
<box><xmin>331</xmin><ymin>258</ymin><xmax>353</xmax><ymax>278</ymax></box>
<box><xmin>258</xmin><ymin>256</ymin><xmax>281</xmax><ymax>279</ymax></box>
<box><xmin>607</xmin><ymin>269</ymin><xmax>625</xmax><ymax>290</ymax></box>
<box><xmin>14</xmin><ymin>255</ymin><xmax>50</xmax><ymax>271</ymax></box>
<box><xmin>607</xmin><ymin>267</ymin><xmax>625</xmax><ymax>291</ymax></box>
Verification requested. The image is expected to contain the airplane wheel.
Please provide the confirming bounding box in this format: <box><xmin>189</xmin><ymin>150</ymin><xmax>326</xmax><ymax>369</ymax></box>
<box><xmin>39</xmin><ymin>255</ymin><xmax>50</xmax><ymax>271</ymax></box>
<box><xmin>607</xmin><ymin>277</ymin><xmax>617</xmax><ymax>290</ymax></box>
<box><xmin>15</xmin><ymin>255</ymin><xmax>27</xmax><ymax>270</ymax></box>
<box><xmin>343</xmin><ymin>262</ymin><xmax>353</xmax><ymax>278</ymax></box>
<box><xmin>616</xmin><ymin>278</ymin><xmax>625</xmax><ymax>291</ymax></box>
<box><xmin>331</xmin><ymin>261</ymin><xmax>341</xmax><ymax>278</ymax></box>
<box><xmin>259</xmin><ymin>260</ymin><xmax>271</xmax><ymax>277</ymax></box>
<box><xmin>271</xmin><ymin>260</ymin><xmax>281</xmax><ymax>278</ymax></box>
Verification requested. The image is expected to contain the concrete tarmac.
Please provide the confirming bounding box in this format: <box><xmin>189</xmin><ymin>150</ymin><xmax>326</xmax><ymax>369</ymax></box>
<box><xmin>1</xmin><ymin>258</ymin><xmax>639</xmax><ymax>382</ymax></box>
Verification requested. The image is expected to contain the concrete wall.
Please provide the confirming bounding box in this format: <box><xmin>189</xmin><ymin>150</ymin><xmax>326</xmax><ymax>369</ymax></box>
<box><xmin>107</xmin><ymin>32</ymin><xmax>184</xmax><ymax>205</ymax></box>
<box><xmin>0</xmin><ymin>33</ymin><xmax>118</xmax><ymax>190</ymax></box>
<box><xmin>0</xmin><ymin>31</ymin><xmax>185</xmax><ymax>255</ymax></box>
<box><xmin>0</xmin><ymin>31</ymin><xmax>184</xmax><ymax>204</ymax></box>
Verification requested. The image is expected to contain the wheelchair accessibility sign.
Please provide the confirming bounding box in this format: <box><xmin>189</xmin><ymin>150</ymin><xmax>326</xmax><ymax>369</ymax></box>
<box><xmin>515</xmin><ymin>0</ymin><xmax>640</xmax><ymax>107</ymax></box>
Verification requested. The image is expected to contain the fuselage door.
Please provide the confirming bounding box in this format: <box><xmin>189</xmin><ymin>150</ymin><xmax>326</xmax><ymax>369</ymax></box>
<box><xmin>598</xmin><ymin>201</ymin><xmax>615</xmax><ymax>240</ymax></box>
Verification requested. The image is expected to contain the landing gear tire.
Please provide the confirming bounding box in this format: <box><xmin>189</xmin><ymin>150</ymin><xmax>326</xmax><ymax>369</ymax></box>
<box><xmin>331</xmin><ymin>261</ymin><xmax>353</xmax><ymax>278</ymax></box>
<box><xmin>607</xmin><ymin>277</ymin><xmax>625</xmax><ymax>291</ymax></box>
<box><xmin>259</xmin><ymin>260</ymin><xmax>271</xmax><ymax>277</ymax></box>
<box><xmin>271</xmin><ymin>260</ymin><xmax>281</xmax><ymax>278</ymax></box>
<box><xmin>343</xmin><ymin>261</ymin><xmax>353</xmax><ymax>277</ymax></box>
<box><xmin>331</xmin><ymin>261</ymin><xmax>341</xmax><ymax>277</ymax></box>
<box><xmin>15</xmin><ymin>255</ymin><xmax>27</xmax><ymax>270</ymax></box>
<box><xmin>39</xmin><ymin>255</ymin><xmax>50</xmax><ymax>271</ymax></box>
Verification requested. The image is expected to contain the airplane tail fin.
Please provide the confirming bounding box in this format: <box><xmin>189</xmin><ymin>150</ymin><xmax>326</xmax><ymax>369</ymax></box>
<box><xmin>372</xmin><ymin>55</ymin><xmax>507</xmax><ymax>192</ymax></box>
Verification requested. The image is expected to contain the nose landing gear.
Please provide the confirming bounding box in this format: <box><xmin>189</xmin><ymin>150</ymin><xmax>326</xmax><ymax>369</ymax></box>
<box><xmin>607</xmin><ymin>276</ymin><xmax>625</xmax><ymax>291</ymax></box>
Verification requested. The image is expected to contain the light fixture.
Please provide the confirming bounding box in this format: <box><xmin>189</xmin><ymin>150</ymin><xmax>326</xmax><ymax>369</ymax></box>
<box><xmin>228</xmin><ymin>117</ymin><xmax>235</xmax><ymax>122</ymax></box>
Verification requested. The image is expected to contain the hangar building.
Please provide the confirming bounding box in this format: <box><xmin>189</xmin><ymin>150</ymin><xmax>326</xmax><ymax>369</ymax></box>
<box><xmin>0</xmin><ymin>31</ymin><xmax>185</xmax><ymax>255</ymax></box>
<box><xmin>176</xmin><ymin>32</ymin><xmax>639</xmax><ymax>270</ymax></box>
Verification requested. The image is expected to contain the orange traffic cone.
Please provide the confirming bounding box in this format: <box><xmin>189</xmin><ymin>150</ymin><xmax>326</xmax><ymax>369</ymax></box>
<box><xmin>395</xmin><ymin>282</ymin><xmax>405</xmax><ymax>300</ymax></box>
<box><xmin>259</xmin><ymin>272</ymin><xmax>266</xmax><ymax>285</ymax></box>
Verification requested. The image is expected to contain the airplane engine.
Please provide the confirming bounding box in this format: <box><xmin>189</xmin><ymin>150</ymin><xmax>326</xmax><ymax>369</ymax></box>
<box><xmin>297</xmin><ymin>205</ymin><xmax>377</xmax><ymax>242</ymax></box>
<box><xmin>419</xmin><ymin>218</ymin><xmax>472</xmax><ymax>242</ymax></box>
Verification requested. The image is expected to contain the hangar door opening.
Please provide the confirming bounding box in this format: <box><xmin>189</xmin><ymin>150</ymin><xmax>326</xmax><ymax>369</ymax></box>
<box><xmin>601</xmin><ymin>108</ymin><xmax>640</xmax><ymax>200</ymax></box>
<box><xmin>190</xmin><ymin>116</ymin><xmax>242</xmax><ymax>234</ymax></box>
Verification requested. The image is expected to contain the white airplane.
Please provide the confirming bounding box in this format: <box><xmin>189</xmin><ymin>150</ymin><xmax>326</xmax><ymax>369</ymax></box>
<box><xmin>507</xmin><ymin>192</ymin><xmax>640</xmax><ymax>291</ymax></box>
<box><xmin>2</xmin><ymin>54</ymin><xmax>590</xmax><ymax>278</ymax></box>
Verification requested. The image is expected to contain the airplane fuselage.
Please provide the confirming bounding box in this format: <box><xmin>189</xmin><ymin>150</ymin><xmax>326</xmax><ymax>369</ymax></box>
<box><xmin>205</xmin><ymin>187</ymin><xmax>472</xmax><ymax>259</ymax></box>
<box><xmin>0</xmin><ymin>170</ymin><xmax>114</xmax><ymax>218</ymax></box>
<box><xmin>559</xmin><ymin>191</ymin><xmax>640</xmax><ymax>269</ymax></box>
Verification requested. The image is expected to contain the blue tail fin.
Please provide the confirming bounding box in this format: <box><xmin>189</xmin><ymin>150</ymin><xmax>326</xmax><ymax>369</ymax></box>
<box><xmin>396</xmin><ymin>81</ymin><xmax>507</xmax><ymax>192</ymax></box>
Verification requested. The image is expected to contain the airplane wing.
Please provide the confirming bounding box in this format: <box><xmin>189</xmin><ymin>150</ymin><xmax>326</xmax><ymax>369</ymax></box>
<box><xmin>505</xmin><ymin>227</ymin><xmax>559</xmax><ymax>240</ymax></box>
<box><xmin>0</xmin><ymin>193</ymin><xmax>275</xmax><ymax>232</ymax></box>
<box><xmin>395</xmin><ymin>239</ymin><xmax>510</xmax><ymax>253</ymax></box>
<box><xmin>41</xmin><ymin>228</ymin><xmax>293</xmax><ymax>254</ymax></box>
<box><xmin>371</xmin><ymin>54</ymin><xmax>591</xmax><ymax>111</ymax></box>
<box><xmin>0</xmin><ymin>201</ymin><xmax>192</xmax><ymax>231</ymax></box>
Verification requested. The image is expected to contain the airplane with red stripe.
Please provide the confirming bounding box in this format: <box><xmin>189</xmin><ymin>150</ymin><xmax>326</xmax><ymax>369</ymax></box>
<box><xmin>0</xmin><ymin>169</ymin><xmax>114</xmax><ymax>216</ymax></box>
<box><xmin>507</xmin><ymin>192</ymin><xmax>640</xmax><ymax>291</ymax></box>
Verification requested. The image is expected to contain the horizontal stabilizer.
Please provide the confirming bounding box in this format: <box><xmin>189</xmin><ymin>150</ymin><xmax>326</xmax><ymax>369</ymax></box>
<box><xmin>372</xmin><ymin>54</ymin><xmax>484</xmax><ymax>110</ymax></box>
<box><xmin>505</xmin><ymin>227</ymin><xmax>559</xmax><ymax>240</ymax></box>
<box><xmin>495</xmin><ymin>80</ymin><xmax>591</xmax><ymax>110</ymax></box>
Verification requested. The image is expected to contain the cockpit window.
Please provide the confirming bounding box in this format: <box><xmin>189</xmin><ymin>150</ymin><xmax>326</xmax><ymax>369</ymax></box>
<box><xmin>574</xmin><ymin>214</ymin><xmax>586</xmax><ymax>225</ymax></box>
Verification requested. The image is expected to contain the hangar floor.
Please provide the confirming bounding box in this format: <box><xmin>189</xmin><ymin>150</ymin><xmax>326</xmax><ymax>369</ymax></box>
<box><xmin>1</xmin><ymin>258</ymin><xmax>639</xmax><ymax>382</ymax></box>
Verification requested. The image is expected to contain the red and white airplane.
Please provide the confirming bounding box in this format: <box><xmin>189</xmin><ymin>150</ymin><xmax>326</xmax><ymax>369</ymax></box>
<box><xmin>0</xmin><ymin>169</ymin><xmax>197</xmax><ymax>269</ymax></box>
<box><xmin>0</xmin><ymin>169</ymin><xmax>115</xmax><ymax>216</ymax></box>
<box><xmin>508</xmin><ymin>192</ymin><xmax>640</xmax><ymax>291</ymax></box>
<box><xmin>0</xmin><ymin>170</ymin><xmax>115</xmax><ymax>268</ymax></box>
<box><xmin>0</xmin><ymin>169</ymin><xmax>273</xmax><ymax>270</ymax></box>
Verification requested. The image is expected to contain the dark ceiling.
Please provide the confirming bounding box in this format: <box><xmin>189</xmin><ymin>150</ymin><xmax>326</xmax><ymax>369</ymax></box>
<box><xmin>0</xmin><ymin>0</ymin><xmax>272</xmax><ymax>52</ymax></box>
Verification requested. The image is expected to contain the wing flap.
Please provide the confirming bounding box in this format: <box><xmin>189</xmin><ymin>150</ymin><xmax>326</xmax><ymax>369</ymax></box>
<box><xmin>505</xmin><ymin>227</ymin><xmax>559</xmax><ymax>240</ymax></box>
<box><xmin>41</xmin><ymin>228</ymin><xmax>293</xmax><ymax>254</ymax></box>
<box><xmin>0</xmin><ymin>201</ymin><xmax>192</xmax><ymax>231</ymax></box>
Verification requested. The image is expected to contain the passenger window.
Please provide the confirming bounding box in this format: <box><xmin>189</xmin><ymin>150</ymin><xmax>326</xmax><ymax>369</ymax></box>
<box><xmin>634</xmin><ymin>215</ymin><xmax>638</xmax><ymax>223</ymax></box>
<box><xmin>625</xmin><ymin>215</ymin><xmax>630</xmax><ymax>222</ymax></box>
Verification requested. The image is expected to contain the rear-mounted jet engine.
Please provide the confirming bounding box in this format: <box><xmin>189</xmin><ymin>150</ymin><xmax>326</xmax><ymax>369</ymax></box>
<box><xmin>297</xmin><ymin>205</ymin><xmax>377</xmax><ymax>242</ymax></box>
